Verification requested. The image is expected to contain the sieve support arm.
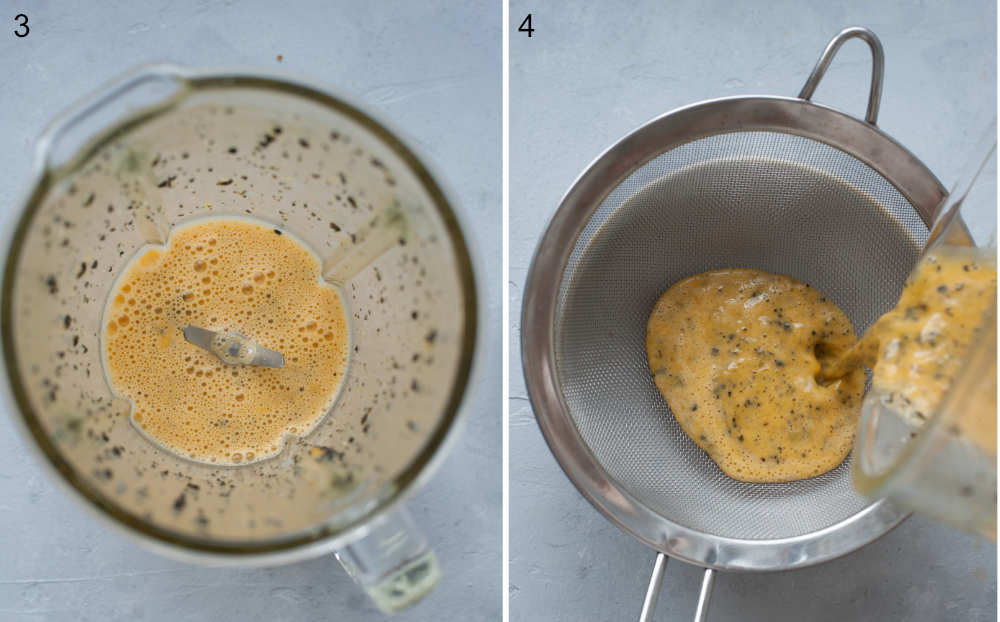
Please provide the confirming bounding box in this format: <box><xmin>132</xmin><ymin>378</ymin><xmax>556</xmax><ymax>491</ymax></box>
<box><xmin>638</xmin><ymin>554</ymin><xmax>714</xmax><ymax>622</ymax></box>
<box><xmin>639</xmin><ymin>553</ymin><xmax>668</xmax><ymax>622</ymax></box>
<box><xmin>694</xmin><ymin>569</ymin><xmax>715</xmax><ymax>622</ymax></box>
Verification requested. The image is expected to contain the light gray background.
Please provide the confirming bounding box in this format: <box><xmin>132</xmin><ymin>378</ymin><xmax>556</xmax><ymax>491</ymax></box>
<box><xmin>0</xmin><ymin>2</ymin><xmax>499</xmax><ymax>621</ymax></box>
<box><xmin>510</xmin><ymin>1</ymin><xmax>996</xmax><ymax>621</ymax></box>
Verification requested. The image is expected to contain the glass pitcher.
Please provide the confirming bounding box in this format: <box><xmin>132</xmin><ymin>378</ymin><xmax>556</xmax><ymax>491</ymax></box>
<box><xmin>852</xmin><ymin>129</ymin><xmax>996</xmax><ymax>540</ymax></box>
<box><xmin>1</xmin><ymin>65</ymin><xmax>481</xmax><ymax>612</ymax></box>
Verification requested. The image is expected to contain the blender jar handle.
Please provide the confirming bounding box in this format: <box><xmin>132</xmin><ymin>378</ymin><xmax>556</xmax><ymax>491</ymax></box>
<box><xmin>638</xmin><ymin>553</ymin><xmax>715</xmax><ymax>622</ymax></box>
<box><xmin>33</xmin><ymin>63</ymin><xmax>189</xmax><ymax>174</ymax></box>
<box><xmin>798</xmin><ymin>26</ymin><xmax>885</xmax><ymax>125</ymax></box>
<box><xmin>335</xmin><ymin>504</ymin><xmax>442</xmax><ymax>613</ymax></box>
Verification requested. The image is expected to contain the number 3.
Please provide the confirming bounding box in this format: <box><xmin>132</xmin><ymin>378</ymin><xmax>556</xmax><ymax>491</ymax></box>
<box><xmin>14</xmin><ymin>13</ymin><xmax>28</xmax><ymax>38</ymax></box>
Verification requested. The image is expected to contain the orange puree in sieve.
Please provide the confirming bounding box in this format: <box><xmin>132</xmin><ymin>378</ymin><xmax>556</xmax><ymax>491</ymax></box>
<box><xmin>646</xmin><ymin>269</ymin><xmax>865</xmax><ymax>483</ymax></box>
<box><xmin>646</xmin><ymin>251</ymin><xmax>996</xmax><ymax>484</ymax></box>
<box><xmin>103</xmin><ymin>218</ymin><xmax>349</xmax><ymax>465</ymax></box>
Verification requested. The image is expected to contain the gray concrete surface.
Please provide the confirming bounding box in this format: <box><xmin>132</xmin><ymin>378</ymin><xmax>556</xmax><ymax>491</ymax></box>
<box><xmin>510</xmin><ymin>1</ymin><xmax>996</xmax><ymax>621</ymax></box>
<box><xmin>0</xmin><ymin>2</ymin><xmax>499</xmax><ymax>621</ymax></box>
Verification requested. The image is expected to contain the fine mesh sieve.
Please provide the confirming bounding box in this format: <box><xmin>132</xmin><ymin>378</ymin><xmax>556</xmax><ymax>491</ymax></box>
<box><xmin>521</xmin><ymin>27</ymin><xmax>972</xmax><ymax>621</ymax></box>
<box><xmin>557</xmin><ymin>131</ymin><xmax>925</xmax><ymax>540</ymax></box>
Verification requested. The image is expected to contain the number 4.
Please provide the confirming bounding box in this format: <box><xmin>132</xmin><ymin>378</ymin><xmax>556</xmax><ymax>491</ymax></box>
<box><xmin>518</xmin><ymin>14</ymin><xmax>533</xmax><ymax>37</ymax></box>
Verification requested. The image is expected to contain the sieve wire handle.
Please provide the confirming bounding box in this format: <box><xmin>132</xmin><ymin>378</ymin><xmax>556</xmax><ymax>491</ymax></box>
<box><xmin>638</xmin><ymin>553</ymin><xmax>715</xmax><ymax>622</ymax></box>
<box><xmin>798</xmin><ymin>26</ymin><xmax>884</xmax><ymax>125</ymax></box>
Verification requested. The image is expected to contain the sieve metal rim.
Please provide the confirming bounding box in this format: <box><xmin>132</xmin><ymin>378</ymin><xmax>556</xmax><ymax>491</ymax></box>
<box><xmin>521</xmin><ymin>93</ymin><xmax>950</xmax><ymax>571</ymax></box>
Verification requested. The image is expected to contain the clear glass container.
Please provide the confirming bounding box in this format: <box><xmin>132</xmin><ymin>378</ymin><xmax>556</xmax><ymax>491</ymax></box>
<box><xmin>2</xmin><ymin>64</ymin><xmax>480</xmax><ymax>611</ymax></box>
<box><xmin>853</xmin><ymin>290</ymin><xmax>996</xmax><ymax>539</ymax></box>
<box><xmin>852</xmin><ymin>132</ymin><xmax>996</xmax><ymax>540</ymax></box>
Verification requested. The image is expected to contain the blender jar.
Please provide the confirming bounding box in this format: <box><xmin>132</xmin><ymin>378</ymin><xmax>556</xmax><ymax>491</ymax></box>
<box><xmin>853</xmin><ymin>292</ymin><xmax>996</xmax><ymax>539</ymax></box>
<box><xmin>852</xmin><ymin>135</ymin><xmax>997</xmax><ymax>540</ymax></box>
<box><xmin>2</xmin><ymin>65</ymin><xmax>480</xmax><ymax>612</ymax></box>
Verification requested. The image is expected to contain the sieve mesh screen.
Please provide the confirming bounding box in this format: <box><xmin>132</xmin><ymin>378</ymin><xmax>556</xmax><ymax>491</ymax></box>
<box><xmin>553</xmin><ymin>131</ymin><xmax>928</xmax><ymax>540</ymax></box>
